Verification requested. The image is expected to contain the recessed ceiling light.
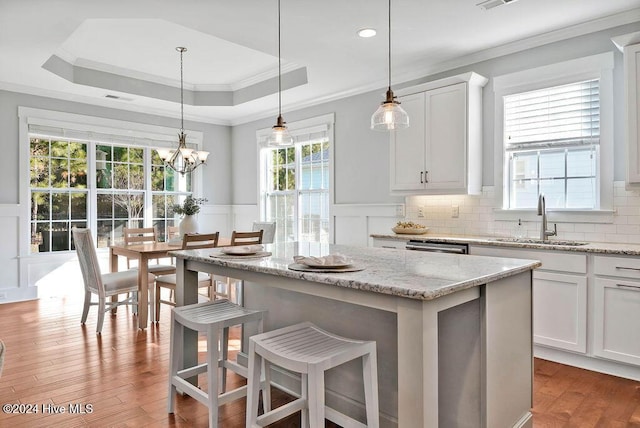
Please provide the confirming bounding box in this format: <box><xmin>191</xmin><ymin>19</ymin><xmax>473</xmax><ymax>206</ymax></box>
<box><xmin>358</xmin><ymin>28</ymin><xmax>377</xmax><ymax>38</ymax></box>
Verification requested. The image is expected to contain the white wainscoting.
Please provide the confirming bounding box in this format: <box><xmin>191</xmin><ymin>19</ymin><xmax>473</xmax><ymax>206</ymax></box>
<box><xmin>0</xmin><ymin>204</ymin><xmax>34</xmax><ymax>302</ymax></box>
<box><xmin>198</xmin><ymin>204</ymin><xmax>260</xmax><ymax>237</ymax></box>
<box><xmin>332</xmin><ymin>204</ymin><xmax>405</xmax><ymax>247</ymax></box>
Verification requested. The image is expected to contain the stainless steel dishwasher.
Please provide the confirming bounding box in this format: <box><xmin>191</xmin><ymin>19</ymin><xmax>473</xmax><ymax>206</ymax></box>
<box><xmin>405</xmin><ymin>240</ymin><xmax>469</xmax><ymax>254</ymax></box>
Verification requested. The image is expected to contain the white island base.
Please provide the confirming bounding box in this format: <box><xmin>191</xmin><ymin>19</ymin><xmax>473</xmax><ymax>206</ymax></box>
<box><xmin>173</xmin><ymin>244</ymin><xmax>537</xmax><ymax>427</ymax></box>
<box><xmin>239</xmin><ymin>272</ymin><xmax>532</xmax><ymax>428</ymax></box>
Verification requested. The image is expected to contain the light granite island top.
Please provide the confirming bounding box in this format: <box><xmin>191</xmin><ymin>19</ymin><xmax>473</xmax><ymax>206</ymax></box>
<box><xmin>171</xmin><ymin>242</ymin><xmax>541</xmax><ymax>428</ymax></box>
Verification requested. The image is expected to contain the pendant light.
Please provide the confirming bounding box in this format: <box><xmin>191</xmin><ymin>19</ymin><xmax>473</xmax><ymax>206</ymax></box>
<box><xmin>371</xmin><ymin>0</ymin><xmax>409</xmax><ymax>131</ymax></box>
<box><xmin>267</xmin><ymin>0</ymin><xmax>294</xmax><ymax>147</ymax></box>
<box><xmin>156</xmin><ymin>47</ymin><xmax>209</xmax><ymax>175</ymax></box>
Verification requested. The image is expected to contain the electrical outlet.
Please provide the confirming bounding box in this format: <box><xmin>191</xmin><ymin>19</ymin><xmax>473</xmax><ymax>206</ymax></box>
<box><xmin>396</xmin><ymin>205</ymin><xmax>405</xmax><ymax>217</ymax></box>
<box><xmin>417</xmin><ymin>207</ymin><xmax>425</xmax><ymax>218</ymax></box>
<box><xmin>451</xmin><ymin>205</ymin><xmax>459</xmax><ymax>218</ymax></box>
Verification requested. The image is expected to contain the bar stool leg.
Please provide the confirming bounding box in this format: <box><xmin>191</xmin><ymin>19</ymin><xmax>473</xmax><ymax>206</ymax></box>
<box><xmin>221</xmin><ymin>326</ymin><xmax>229</xmax><ymax>393</ymax></box>
<box><xmin>207</xmin><ymin>327</ymin><xmax>220</xmax><ymax>428</ymax></box>
<box><xmin>262</xmin><ymin>360</ymin><xmax>272</xmax><ymax>413</ymax></box>
<box><xmin>300</xmin><ymin>373</ymin><xmax>309</xmax><ymax>428</ymax></box>
<box><xmin>167</xmin><ymin>312</ymin><xmax>181</xmax><ymax>413</ymax></box>
<box><xmin>246</xmin><ymin>340</ymin><xmax>262</xmax><ymax>427</ymax></box>
<box><xmin>307</xmin><ymin>366</ymin><xmax>325</xmax><ymax>428</ymax></box>
<box><xmin>362</xmin><ymin>348</ymin><xmax>380</xmax><ymax>428</ymax></box>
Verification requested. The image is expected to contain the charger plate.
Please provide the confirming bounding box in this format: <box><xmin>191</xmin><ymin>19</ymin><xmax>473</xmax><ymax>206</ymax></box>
<box><xmin>210</xmin><ymin>251</ymin><xmax>272</xmax><ymax>260</ymax></box>
<box><xmin>288</xmin><ymin>263</ymin><xmax>364</xmax><ymax>273</ymax></box>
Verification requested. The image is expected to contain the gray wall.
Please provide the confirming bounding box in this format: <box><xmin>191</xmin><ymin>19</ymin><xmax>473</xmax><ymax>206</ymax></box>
<box><xmin>230</xmin><ymin>22</ymin><xmax>637</xmax><ymax>206</ymax></box>
<box><xmin>0</xmin><ymin>90</ymin><xmax>232</xmax><ymax>205</ymax></box>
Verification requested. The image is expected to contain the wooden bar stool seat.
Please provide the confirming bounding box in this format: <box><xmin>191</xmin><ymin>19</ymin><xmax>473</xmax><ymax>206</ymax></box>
<box><xmin>246</xmin><ymin>322</ymin><xmax>379</xmax><ymax>428</ymax></box>
<box><xmin>167</xmin><ymin>299</ymin><xmax>267</xmax><ymax>428</ymax></box>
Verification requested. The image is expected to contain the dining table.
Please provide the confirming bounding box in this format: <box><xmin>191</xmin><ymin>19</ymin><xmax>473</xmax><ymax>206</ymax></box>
<box><xmin>109</xmin><ymin>237</ymin><xmax>232</xmax><ymax>329</ymax></box>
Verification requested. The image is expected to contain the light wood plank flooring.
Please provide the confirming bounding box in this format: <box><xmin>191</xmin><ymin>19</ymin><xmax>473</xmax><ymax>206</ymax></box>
<box><xmin>1</xmin><ymin>287</ymin><xmax>640</xmax><ymax>427</ymax></box>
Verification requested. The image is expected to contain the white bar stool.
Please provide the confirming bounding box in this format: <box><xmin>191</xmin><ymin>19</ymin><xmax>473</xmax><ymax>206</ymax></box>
<box><xmin>167</xmin><ymin>299</ymin><xmax>267</xmax><ymax>428</ymax></box>
<box><xmin>246</xmin><ymin>321</ymin><xmax>379</xmax><ymax>428</ymax></box>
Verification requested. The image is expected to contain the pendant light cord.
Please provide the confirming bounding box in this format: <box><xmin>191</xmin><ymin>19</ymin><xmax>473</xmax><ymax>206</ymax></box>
<box><xmin>278</xmin><ymin>0</ymin><xmax>282</xmax><ymax>118</ymax></box>
<box><xmin>180</xmin><ymin>48</ymin><xmax>185</xmax><ymax>133</ymax></box>
<box><xmin>388</xmin><ymin>0</ymin><xmax>391</xmax><ymax>91</ymax></box>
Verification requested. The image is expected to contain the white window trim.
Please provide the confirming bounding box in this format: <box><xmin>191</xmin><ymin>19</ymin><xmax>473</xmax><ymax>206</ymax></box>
<box><xmin>492</xmin><ymin>52</ymin><xmax>615</xmax><ymax>223</ymax></box>
<box><xmin>256</xmin><ymin>113</ymin><xmax>335</xmax><ymax>241</ymax></box>
<box><xmin>18</xmin><ymin>107</ymin><xmax>205</xmax><ymax>259</ymax></box>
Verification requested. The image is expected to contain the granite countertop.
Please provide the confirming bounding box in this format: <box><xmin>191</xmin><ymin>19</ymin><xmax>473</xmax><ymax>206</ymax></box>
<box><xmin>371</xmin><ymin>233</ymin><xmax>640</xmax><ymax>256</ymax></box>
<box><xmin>170</xmin><ymin>242</ymin><xmax>540</xmax><ymax>301</ymax></box>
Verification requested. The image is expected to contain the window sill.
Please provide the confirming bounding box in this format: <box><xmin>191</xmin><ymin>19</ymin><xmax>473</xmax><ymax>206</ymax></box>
<box><xmin>493</xmin><ymin>209</ymin><xmax>615</xmax><ymax>224</ymax></box>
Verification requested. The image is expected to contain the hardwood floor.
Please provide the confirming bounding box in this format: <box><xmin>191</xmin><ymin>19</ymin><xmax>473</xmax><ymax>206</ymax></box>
<box><xmin>1</xmin><ymin>287</ymin><xmax>640</xmax><ymax>427</ymax></box>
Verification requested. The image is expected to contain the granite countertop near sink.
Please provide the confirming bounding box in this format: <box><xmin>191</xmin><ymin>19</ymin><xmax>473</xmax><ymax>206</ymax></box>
<box><xmin>371</xmin><ymin>233</ymin><xmax>640</xmax><ymax>256</ymax></box>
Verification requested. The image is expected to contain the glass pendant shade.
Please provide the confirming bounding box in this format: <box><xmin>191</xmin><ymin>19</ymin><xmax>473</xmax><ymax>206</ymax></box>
<box><xmin>371</xmin><ymin>0</ymin><xmax>409</xmax><ymax>132</ymax></box>
<box><xmin>371</xmin><ymin>88</ymin><xmax>409</xmax><ymax>131</ymax></box>
<box><xmin>267</xmin><ymin>115</ymin><xmax>294</xmax><ymax>147</ymax></box>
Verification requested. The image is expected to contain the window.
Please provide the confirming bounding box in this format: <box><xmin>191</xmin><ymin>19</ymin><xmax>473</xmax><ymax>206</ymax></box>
<box><xmin>29</xmin><ymin>135</ymin><xmax>194</xmax><ymax>253</ymax></box>
<box><xmin>493</xmin><ymin>53</ymin><xmax>614</xmax><ymax>218</ymax></box>
<box><xmin>259</xmin><ymin>116</ymin><xmax>333</xmax><ymax>243</ymax></box>
<box><xmin>30</xmin><ymin>138</ymin><xmax>88</xmax><ymax>252</ymax></box>
<box><xmin>505</xmin><ymin>79</ymin><xmax>600</xmax><ymax>209</ymax></box>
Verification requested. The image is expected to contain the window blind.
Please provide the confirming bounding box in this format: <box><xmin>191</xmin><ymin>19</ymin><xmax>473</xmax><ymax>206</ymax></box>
<box><xmin>504</xmin><ymin>79</ymin><xmax>600</xmax><ymax>151</ymax></box>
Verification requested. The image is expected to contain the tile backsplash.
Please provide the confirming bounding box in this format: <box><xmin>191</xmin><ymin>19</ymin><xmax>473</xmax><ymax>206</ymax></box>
<box><xmin>404</xmin><ymin>182</ymin><xmax>640</xmax><ymax>244</ymax></box>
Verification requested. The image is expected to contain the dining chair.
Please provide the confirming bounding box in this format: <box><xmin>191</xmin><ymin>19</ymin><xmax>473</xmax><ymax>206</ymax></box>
<box><xmin>72</xmin><ymin>227</ymin><xmax>155</xmax><ymax>334</ymax></box>
<box><xmin>123</xmin><ymin>227</ymin><xmax>177</xmax><ymax>276</ymax></box>
<box><xmin>217</xmin><ymin>230</ymin><xmax>265</xmax><ymax>304</ymax></box>
<box><xmin>153</xmin><ymin>232</ymin><xmax>220</xmax><ymax>322</ymax></box>
<box><xmin>0</xmin><ymin>340</ymin><xmax>5</xmax><ymax>378</ymax></box>
<box><xmin>252</xmin><ymin>221</ymin><xmax>276</xmax><ymax>244</ymax></box>
<box><xmin>230</xmin><ymin>230</ymin><xmax>263</xmax><ymax>246</ymax></box>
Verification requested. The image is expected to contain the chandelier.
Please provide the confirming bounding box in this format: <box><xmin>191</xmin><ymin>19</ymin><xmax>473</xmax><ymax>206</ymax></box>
<box><xmin>157</xmin><ymin>47</ymin><xmax>209</xmax><ymax>175</ymax></box>
<box><xmin>371</xmin><ymin>0</ymin><xmax>409</xmax><ymax>131</ymax></box>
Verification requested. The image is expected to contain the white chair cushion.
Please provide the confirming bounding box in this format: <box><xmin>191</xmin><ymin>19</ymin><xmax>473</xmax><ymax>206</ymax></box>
<box><xmin>148</xmin><ymin>264</ymin><xmax>176</xmax><ymax>274</ymax></box>
<box><xmin>155</xmin><ymin>272</ymin><xmax>210</xmax><ymax>285</ymax></box>
<box><xmin>101</xmin><ymin>270</ymin><xmax>155</xmax><ymax>294</ymax></box>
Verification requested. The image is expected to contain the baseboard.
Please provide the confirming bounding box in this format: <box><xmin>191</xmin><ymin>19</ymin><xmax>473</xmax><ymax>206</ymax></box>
<box><xmin>534</xmin><ymin>345</ymin><xmax>640</xmax><ymax>381</ymax></box>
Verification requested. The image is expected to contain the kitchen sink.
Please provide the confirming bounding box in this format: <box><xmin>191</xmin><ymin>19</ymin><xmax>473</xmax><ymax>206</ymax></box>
<box><xmin>492</xmin><ymin>238</ymin><xmax>589</xmax><ymax>246</ymax></box>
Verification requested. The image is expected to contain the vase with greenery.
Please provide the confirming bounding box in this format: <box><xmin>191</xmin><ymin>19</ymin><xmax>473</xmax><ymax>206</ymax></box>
<box><xmin>173</xmin><ymin>196</ymin><xmax>207</xmax><ymax>237</ymax></box>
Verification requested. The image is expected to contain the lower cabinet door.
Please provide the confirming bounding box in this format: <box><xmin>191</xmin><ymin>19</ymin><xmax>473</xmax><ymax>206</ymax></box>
<box><xmin>593</xmin><ymin>278</ymin><xmax>640</xmax><ymax>366</ymax></box>
<box><xmin>533</xmin><ymin>271</ymin><xmax>587</xmax><ymax>353</ymax></box>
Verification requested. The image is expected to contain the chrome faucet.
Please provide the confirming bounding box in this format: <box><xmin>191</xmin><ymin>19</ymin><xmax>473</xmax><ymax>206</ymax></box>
<box><xmin>537</xmin><ymin>193</ymin><xmax>557</xmax><ymax>241</ymax></box>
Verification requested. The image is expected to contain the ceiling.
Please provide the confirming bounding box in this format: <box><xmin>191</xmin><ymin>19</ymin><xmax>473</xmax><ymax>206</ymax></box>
<box><xmin>1</xmin><ymin>0</ymin><xmax>639</xmax><ymax>126</ymax></box>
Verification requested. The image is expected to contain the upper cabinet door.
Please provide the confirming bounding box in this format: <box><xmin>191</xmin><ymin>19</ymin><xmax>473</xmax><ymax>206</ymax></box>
<box><xmin>389</xmin><ymin>72</ymin><xmax>486</xmax><ymax>195</ymax></box>
<box><xmin>625</xmin><ymin>43</ymin><xmax>640</xmax><ymax>184</ymax></box>
<box><xmin>390</xmin><ymin>92</ymin><xmax>426</xmax><ymax>191</ymax></box>
<box><xmin>424</xmin><ymin>83</ymin><xmax>467</xmax><ymax>191</ymax></box>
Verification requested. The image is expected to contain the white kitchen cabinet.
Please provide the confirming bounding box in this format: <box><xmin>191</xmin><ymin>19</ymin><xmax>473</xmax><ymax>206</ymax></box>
<box><xmin>620</xmin><ymin>40</ymin><xmax>640</xmax><ymax>185</ymax></box>
<box><xmin>593</xmin><ymin>255</ymin><xmax>640</xmax><ymax>366</ymax></box>
<box><xmin>371</xmin><ymin>238</ymin><xmax>406</xmax><ymax>249</ymax></box>
<box><xmin>470</xmin><ymin>245</ymin><xmax>587</xmax><ymax>354</ymax></box>
<box><xmin>390</xmin><ymin>72</ymin><xmax>487</xmax><ymax>195</ymax></box>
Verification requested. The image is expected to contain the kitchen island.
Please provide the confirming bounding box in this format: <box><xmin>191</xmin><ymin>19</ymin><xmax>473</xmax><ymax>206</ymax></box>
<box><xmin>171</xmin><ymin>242</ymin><xmax>541</xmax><ymax>428</ymax></box>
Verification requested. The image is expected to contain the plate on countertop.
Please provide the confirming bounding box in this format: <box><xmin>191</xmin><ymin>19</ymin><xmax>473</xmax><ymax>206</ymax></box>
<box><xmin>288</xmin><ymin>263</ymin><xmax>364</xmax><ymax>273</ymax></box>
<box><xmin>220</xmin><ymin>245</ymin><xmax>264</xmax><ymax>256</ymax></box>
<box><xmin>392</xmin><ymin>226</ymin><xmax>429</xmax><ymax>235</ymax></box>
<box><xmin>293</xmin><ymin>254</ymin><xmax>353</xmax><ymax>269</ymax></box>
<box><xmin>210</xmin><ymin>250</ymin><xmax>271</xmax><ymax>259</ymax></box>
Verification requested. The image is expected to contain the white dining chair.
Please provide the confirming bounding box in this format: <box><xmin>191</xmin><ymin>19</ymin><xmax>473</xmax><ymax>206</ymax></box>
<box><xmin>252</xmin><ymin>221</ymin><xmax>276</xmax><ymax>244</ymax></box>
<box><xmin>72</xmin><ymin>227</ymin><xmax>155</xmax><ymax>334</ymax></box>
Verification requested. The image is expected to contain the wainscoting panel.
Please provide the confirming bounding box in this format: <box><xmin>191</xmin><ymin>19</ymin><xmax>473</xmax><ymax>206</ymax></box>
<box><xmin>0</xmin><ymin>204</ymin><xmax>30</xmax><ymax>302</ymax></box>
